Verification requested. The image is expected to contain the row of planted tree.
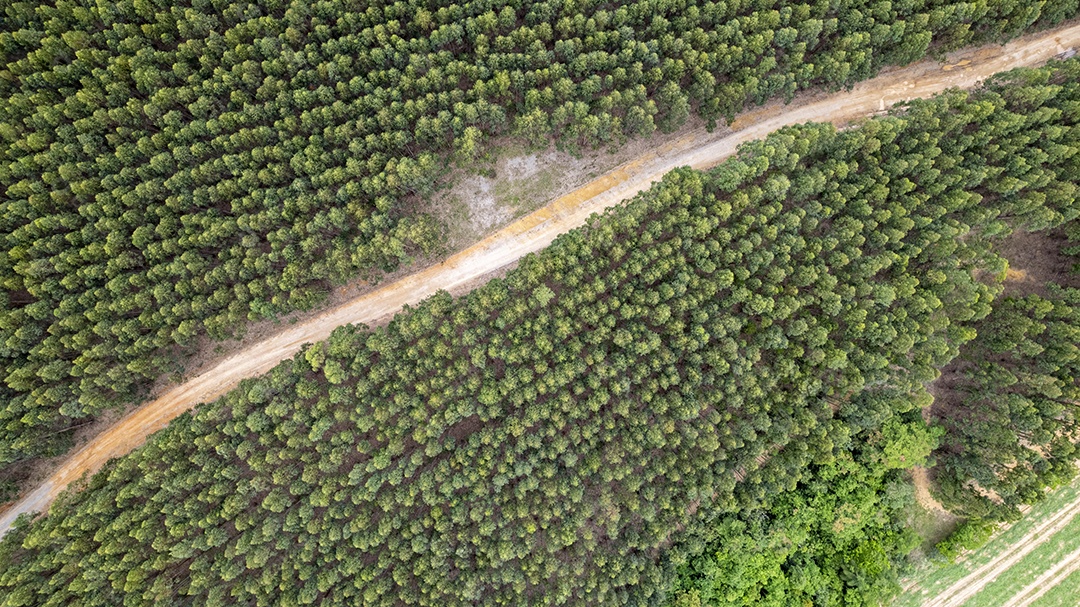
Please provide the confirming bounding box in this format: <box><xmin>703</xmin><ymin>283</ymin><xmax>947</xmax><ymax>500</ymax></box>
<box><xmin>2</xmin><ymin>0</ymin><xmax>1078</xmax><ymax>492</ymax></box>
<box><xmin>932</xmin><ymin>272</ymin><xmax>1080</xmax><ymax>521</ymax></box>
<box><xmin>3</xmin><ymin>59</ymin><xmax>1080</xmax><ymax>606</ymax></box>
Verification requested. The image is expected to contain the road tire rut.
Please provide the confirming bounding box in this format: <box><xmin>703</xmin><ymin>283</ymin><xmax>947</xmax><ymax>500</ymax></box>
<box><xmin>920</xmin><ymin>491</ymin><xmax>1080</xmax><ymax>607</ymax></box>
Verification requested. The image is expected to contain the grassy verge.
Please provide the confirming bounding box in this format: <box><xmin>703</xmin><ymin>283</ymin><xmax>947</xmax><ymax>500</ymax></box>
<box><xmin>960</xmin><ymin>512</ymin><xmax>1080</xmax><ymax>607</ymax></box>
<box><xmin>1031</xmin><ymin>568</ymin><xmax>1080</xmax><ymax>607</ymax></box>
<box><xmin>896</xmin><ymin>474</ymin><xmax>1080</xmax><ymax>607</ymax></box>
<box><xmin>906</xmin><ymin>501</ymin><xmax>962</xmax><ymax>560</ymax></box>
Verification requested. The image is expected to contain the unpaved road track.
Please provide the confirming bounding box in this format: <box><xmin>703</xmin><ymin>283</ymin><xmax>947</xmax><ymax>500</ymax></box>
<box><xmin>1001</xmin><ymin>540</ymin><xmax>1080</xmax><ymax>607</ymax></box>
<box><xmin>3</xmin><ymin>23</ymin><xmax>1080</xmax><ymax>538</ymax></box>
<box><xmin>918</xmin><ymin>491</ymin><xmax>1080</xmax><ymax>607</ymax></box>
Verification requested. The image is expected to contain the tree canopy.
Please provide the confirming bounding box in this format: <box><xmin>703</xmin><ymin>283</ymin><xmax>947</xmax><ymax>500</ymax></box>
<box><xmin>4</xmin><ymin>58</ymin><xmax>1080</xmax><ymax>606</ymax></box>
<box><xmin>2</xmin><ymin>0</ymin><xmax>1078</xmax><ymax>488</ymax></box>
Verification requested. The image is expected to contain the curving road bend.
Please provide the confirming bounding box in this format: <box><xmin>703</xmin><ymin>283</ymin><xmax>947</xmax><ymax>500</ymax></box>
<box><xmin>4</xmin><ymin>22</ymin><xmax>1080</xmax><ymax>538</ymax></box>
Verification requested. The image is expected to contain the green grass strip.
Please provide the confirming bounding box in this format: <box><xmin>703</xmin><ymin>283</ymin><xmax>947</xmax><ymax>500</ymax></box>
<box><xmin>897</xmin><ymin>474</ymin><xmax>1080</xmax><ymax>607</ymax></box>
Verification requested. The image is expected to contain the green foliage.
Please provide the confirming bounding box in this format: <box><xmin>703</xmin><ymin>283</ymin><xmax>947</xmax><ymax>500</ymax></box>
<box><xmin>5</xmin><ymin>58</ymin><xmax>1080</xmax><ymax>605</ymax></box>
<box><xmin>933</xmin><ymin>286</ymin><xmax>1080</xmax><ymax>521</ymax></box>
<box><xmin>935</xmin><ymin>519</ymin><xmax>997</xmax><ymax>562</ymax></box>
<box><xmin>871</xmin><ymin>417</ymin><xmax>945</xmax><ymax>471</ymax></box>
<box><xmin>2</xmin><ymin>0</ymin><xmax>1078</xmax><ymax>481</ymax></box>
<box><xmin>668</xmin><ymin>455</ymin><xmax>921</xmax><ymax>607</ymax></box>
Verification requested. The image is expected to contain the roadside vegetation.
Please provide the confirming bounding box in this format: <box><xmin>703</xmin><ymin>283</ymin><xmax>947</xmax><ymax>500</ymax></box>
<box><xmin>4</xmin><ymin>58</ymin><xmax>1080</xmax><ymax>606</ymax></box>
<box><xmin>895</xmin><ymin>474</ymin><xmax>1080</xmax><ymax>607</ymax></box>
<box><xmin>3</xmin><ymin>0</ymin><xmax>1079</xmax><ymax>501</ymax></box>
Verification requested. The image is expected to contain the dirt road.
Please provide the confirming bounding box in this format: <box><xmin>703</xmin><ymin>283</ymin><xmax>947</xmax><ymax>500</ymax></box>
<box><xmin>1001</xmin><ymin>540</ymin><xmax>1080</xmax><ymax>607</ymax></box>
<box><xmin>3</xmin><ymin>23</ymin><xmax>1080</xmax><ymax>538</ymax></box>
<box><xmin>917</xmin><ymin>491</ymin><xmax>1080</xmax><ymax>607</ymax></box>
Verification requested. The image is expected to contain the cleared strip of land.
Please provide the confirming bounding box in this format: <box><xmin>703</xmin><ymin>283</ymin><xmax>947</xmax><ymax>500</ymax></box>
<box><xmin>1002</xmin><ymin>543</ymin><xmax>1080</xmax><ymax>607</ymax></box>
<box><xmin>923</xmin><ymin>496</ymin><xmax>1080</xmax><ymax>607</ymax></box>
<box><xmin>896</xmin><ymin>468</ymin><xmax>1080</xmax><ymax>607</ymax></box>
<box><xmin>1026</xmin><ymin>563</ymin><xmax>1080</xmax><ymax>606</ymax></box>
<box><xmin>4</xmin><ymin>22</ymin><xmax>1080</xmax><ymax>538</ymax></box>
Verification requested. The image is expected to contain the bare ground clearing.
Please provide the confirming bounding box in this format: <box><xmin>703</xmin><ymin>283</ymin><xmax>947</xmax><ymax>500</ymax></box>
<box><xmin>4</xmin><ymin>22</ymin><xmax>1080</xmax><ymax>537</ymax></box>
<box><xmin>996</xmin><ymin>228</ymin><xmax>1080</xmax><ymax>297</ymax></box>
<box><xmin>912</xmin><ymin>466</ymin><xmax>961</xmax><ymax>522</ymax></box>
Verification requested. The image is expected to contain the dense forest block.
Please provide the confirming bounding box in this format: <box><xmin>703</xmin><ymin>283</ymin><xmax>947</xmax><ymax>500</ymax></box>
<box><xmin>5</xmin><ymin>59</ymin><xmax>1080</xmax><ymax>606</ymax></box>
<box><xmin>2</xmin><ymin>0</ymin><xmax>1078</xmax><ymax>479</ymax></box>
